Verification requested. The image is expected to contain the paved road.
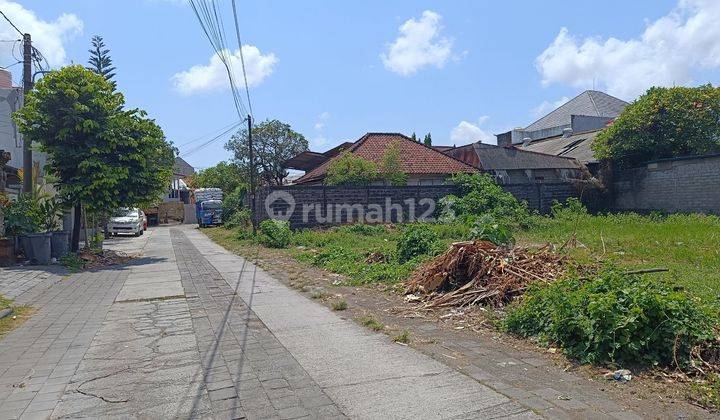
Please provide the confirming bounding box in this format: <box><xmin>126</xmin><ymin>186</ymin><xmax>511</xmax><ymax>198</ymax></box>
<box><xmin>0</xmin><ymin>226</ymin><xmax>539</xmax><ymax>419</ymax></box>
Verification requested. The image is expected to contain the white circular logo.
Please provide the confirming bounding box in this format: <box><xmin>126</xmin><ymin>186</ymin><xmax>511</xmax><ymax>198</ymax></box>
<box><xmin>264</xmin><ymin>190</ymin><xmax>296</xmax><ymax>222</ymax></box>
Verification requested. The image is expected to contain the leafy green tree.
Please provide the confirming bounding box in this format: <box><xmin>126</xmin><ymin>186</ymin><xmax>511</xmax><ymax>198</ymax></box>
<box><xmin>325</xmin><ymin>153</ymin><xmax>378</xmax><ymax>186</ymax></box>
<box><xmin>14</xmin><ymin>65</ymin><xmax>174</xmax><ymax>250</ymax></box>
<box><xmin>593</xmin><ymin>85</ymin><xmax>720</xmax><ymax>167</ymax></box>
<box><xmin>87</xmin><ymin>35</ymin><xmax>116</xmax><ymax>85</ymax></box>
<box><xmin>410</xmin><ymin>132</ymin><xmax>417</xmax><ymax>142</ymax></box>
<box><xmin>189</xmin><ymin>161</ymin><xmax>245</xmax><ymax>193</ymax></box>
<box><xmin>378</xmin><ymin>141</ymin><xmax>407</xmax><ymax>186</ymax></box>
<box><xmin>225</xmin><ymin>119</ymin><xmax>308</xmax><ymax>186</ymax></box>
<box><xmin>423</xmin><ymin>133</ymin><xmax>432</xmax><ymax>146</ymax></box>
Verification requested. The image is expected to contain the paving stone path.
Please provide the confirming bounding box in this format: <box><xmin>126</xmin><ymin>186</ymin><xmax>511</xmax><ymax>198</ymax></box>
<box><xmin>0</xmin><ymin>225</ymin><xmax>654</xmax><ymax>419</ymax></box>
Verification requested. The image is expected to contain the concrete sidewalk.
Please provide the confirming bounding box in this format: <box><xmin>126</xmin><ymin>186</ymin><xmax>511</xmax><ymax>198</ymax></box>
<box><xmin>0</xmin><ymin>226</ymin><xmax>536</xmax><ymax>418</ymax></box>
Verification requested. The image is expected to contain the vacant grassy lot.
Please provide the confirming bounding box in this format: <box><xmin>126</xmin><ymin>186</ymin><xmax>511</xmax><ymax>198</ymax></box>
<box><xmin>208</xmin><ymin>212</ymin><xmax>720</xmax><ymax>301</ymax></box>
<box><xmin>519</xmin><ymin>213</ymin><xmax>720</xmax><ymax>300</ymax></box>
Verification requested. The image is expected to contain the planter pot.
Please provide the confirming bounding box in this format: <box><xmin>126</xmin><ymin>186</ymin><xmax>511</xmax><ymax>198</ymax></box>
<box><xmin>25</xmin><ymin>232</ymin><xmax>51</xmax><ymax>265</ymax></box>
<box><xmin>50</xmin><ymin>231</ymin><xmax>70</xmax><ymax>259</ymax></box>
<box><xmin>0</xmin><ymin>238</ymin><xmax>14</xmax><ymax>266</ymax></box>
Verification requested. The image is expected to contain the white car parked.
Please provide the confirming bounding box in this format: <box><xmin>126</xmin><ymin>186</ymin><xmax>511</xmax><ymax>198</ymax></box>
<box><xmin>107</xmin><ymin>208</ymin><xmax>144</xmax><ymax>237</ymax></box>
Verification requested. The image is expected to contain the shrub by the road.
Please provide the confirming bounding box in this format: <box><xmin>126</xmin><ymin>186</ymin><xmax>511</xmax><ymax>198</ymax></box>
<box><xmin>504</xmin><ymin>268</ymin><xmax>718</xmax><ymax>367</ymax></box>
<box><xmin>222</xmin><ymin>184</ymin><xmax>247</xmax><ymax>222</ymax></box>
<box><xmin>259</xmin><ymin>220</ymin><xmax>291</xmax><ymax>248</ymax></box>
<box><xmin>396</xmin><ymin>224</ymin><xmax>439</xmax><ymax>263</ymax></box>
<box><xmin>225</xmin><ymin>208</ymin><xmax>251</xmax><ymax>230</ymax></box>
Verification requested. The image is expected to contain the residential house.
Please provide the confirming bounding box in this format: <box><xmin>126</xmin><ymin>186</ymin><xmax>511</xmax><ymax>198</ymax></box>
<box><xmin>0</xmin><ymin>68</ymin><xmax>49</xmax><ymax>198</ymax></box>
<box><xmin>496</xmin><ymin>90</ymin><xmax>628</xmax><ymax>173</ymax></box>
<box><xmin>165</xmin><ymin>156</ymin><xmax>195</xmax><ymax>203</ymax></box>
<box><xmin>285</xmin><ymin>133</ymin><xmax>477</xmax><ymax>185</ymax></box>
<box><xmin>443</xmin><ymin>142</ymin><xmax>584</xmax><ymax>184</ymax></box>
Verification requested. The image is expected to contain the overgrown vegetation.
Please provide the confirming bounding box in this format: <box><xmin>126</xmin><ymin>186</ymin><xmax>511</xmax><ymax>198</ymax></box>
<box><xmin>396</xmin><ymin>224</ymin><xmax>439</xmax><ymax>263</ymax></box>
<box><xmin>468</xmin><ymin>214</ymin><xmax>514</xmax><ymax>246</ymax></box>
<box><xmin>441</xmin><ymin>173</ymin><xmax>531</xmax><ymax>227</ymax></box>
<box><xmin>360</xmin><ymin>315</ymin><xmax>384</xmax><ymax>331</ymax></box>
<box><xmin>258</xmin><ymin>220</ymin><xmax>292</xmax><ymax>248</ymax></box>
<box><xmin>0</xmin><ymin>294</ymin><xmax>32</xmax><ymax>340</ymax></box>
<box><xmin>59</xmin><ymin>253</ymin><xmax>86</xmax><ymax>272</ymax></box>
<box><xmin>504</xmin><ymin>268</ymin><xmax>718</xmax><ymax>367</ymax></box>
<box><xmin>331</xmin><ymin>299</ymin><xmax>348</xmax><ymax>311</ymax></box>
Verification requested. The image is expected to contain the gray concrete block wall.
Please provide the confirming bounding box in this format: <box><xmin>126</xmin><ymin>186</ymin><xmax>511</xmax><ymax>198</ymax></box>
<box><xmin>256</xmin><ymin>182</ymin><xmax>580</xmax><ymax>228</ymax></box>
<box><xmin>612</xmin><ymin>155</ymin><xmax>720</xmax><ymax>214</ymax></box>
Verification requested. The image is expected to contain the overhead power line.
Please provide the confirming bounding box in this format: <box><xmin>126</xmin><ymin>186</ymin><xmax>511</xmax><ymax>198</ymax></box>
<box><xmin>181</xmin><ymin>121</ymin><xmax>241</xmax><ymax>157</ymax></box>
<box><xmin>177</xmin><ymin>120</ymin><xmax>242</xmax><ymax>148</ymax></box>
<box><xmin>0</xmin><ymin>9</ymin><xmax>23</xmax><ymax>36</ymax></box>
<box><xmin>230</xmin><ymin>0</ymin><xmax>253</xmax><ymax>118</ymax></box>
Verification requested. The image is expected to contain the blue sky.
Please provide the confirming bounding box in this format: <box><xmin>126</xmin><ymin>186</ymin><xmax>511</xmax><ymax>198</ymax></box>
<box><xmin>3</xmin><ymin>0</ymin><xmax>720</xmax><ymax>170</ymax></box>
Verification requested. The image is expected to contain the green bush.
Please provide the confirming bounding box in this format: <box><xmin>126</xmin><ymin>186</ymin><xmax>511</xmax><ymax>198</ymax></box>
<box><xmin>443</xmin><ymin>173</ymin><xmax>531</xmax><ymax>227</ymax></box>
<box><xmin>504</xmin><ymin>268</ymin><xmax>717</xmax><ymax>367</ymax></box>
<box><xmin>258</xmin><ymin>219</ymin><xmax>291</xmax><ymax>248</ymax></box>
<box><xmin>396</xmin><ymin>224</ymin><xmax>438</xmax><ymax>263</ymax></box>
<box><xmin>222</xmin><ymin>184</ymin><xmax>248</xmax><ymax>221</ymax></box>
<box><xmin>468</xmin><ymin>214</ymin><xmax>514</xmax><ymax>245</ymax></box>
<box><xmin>551</xmin><ymin>197</ymin><xmax>589</xmax><ymax>221</ymax></box>
<box><xmin>225</xmin><ymin>208</ymin><xmax>251</xmax><ymax>230</ymax></box>
<box><xmin>3</xmin><ymin>194</ymin><xmax>43</xmax><ymax>235</ymax></box>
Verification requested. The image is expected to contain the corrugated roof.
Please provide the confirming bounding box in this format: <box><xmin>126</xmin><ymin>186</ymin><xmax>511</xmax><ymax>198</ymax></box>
<box><xmin>523</xmin><ymin>130</ymin><xmax>601</xmax><ymax>163</ymax></box>
<box><xmin>445</xmin><ymin>143</ymin><xmax>582</xmax><ymax>170</ymax></box>
<box><xmin>525</xmin><ymin>90</ymin><xmax>628</xmax><ymax>132</ymax></box>
<box><xmin>294</xmin><ymin>133</ymin><xmax>477</xmax><ymax>184</ymax></box>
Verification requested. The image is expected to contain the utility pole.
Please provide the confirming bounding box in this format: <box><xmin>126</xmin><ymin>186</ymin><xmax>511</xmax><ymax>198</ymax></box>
<box><xmin>22</xmin><ymin>33</ymin><xmax>32</xmax><ymax>193</ymax></box>
<box><xmin>248</xmin><ymin>114</ymin><xmax>256</xmax><ymax>235</ymax></box>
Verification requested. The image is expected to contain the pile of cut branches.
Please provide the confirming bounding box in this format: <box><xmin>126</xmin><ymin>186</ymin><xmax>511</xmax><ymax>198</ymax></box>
<box><xmin>404</xmin><ymin>240</ymin><xmax>567</xmax><ymax>308</ymax></box>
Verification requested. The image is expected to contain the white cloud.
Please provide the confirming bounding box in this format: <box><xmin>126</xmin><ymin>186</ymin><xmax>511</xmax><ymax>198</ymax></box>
<box><xmin>532</xmin><ymin>96</ymin><xmax>569</xmax><ymax>118</ymax></box>
<box><xmin>381</xmin><ymin>10</ymin><xmax>453</xmax><ymax>76</ymax></box>
<box><xmin>536</xmin><ymin>0</ymin><xmax>720</xmax><ymax>99</ymax></box>
<box><xmin>0</xmin><ymin>0</ymin><xmax>83</xmax><ymax>76</ymax></box>
<box><xmin>314</xmin><ymin>111</ymin><xmax>330</xmax><ymax>131</ymax></box>
<box><xmin>450</xmin><ymin>116</ymin><xmax>494</xmax><ymax>145</ymax></box>
<box><xmin>172</xmin><ymin>45</ymin><xmax>277</xmax><ymax>95</ymax></box>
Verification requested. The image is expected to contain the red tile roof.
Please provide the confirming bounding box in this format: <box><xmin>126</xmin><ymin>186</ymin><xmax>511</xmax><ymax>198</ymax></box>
<box><xmin>294</xmin><ymin>133</ymin><xmax>477</xmax><ymax>184</ymax></box>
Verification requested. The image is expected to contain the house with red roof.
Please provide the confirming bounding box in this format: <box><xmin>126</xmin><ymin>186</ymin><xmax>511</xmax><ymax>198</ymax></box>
<box><xmin>284</xmin><ymin>133</ymin><xmax>477</xmax><ymax>186</ymax></box>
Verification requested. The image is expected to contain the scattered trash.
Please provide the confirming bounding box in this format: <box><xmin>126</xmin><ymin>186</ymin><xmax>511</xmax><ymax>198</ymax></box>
<box><xmin>404</xmin><ymin>241</ymin><xmax>567</xmax><ymax>308</ymax></box>
<box><xmin>404</xmin><ymin>294</ymin><xmax>421</xmax><ymax>303</ymax></box>
<box><xmin>547</xmin><ymin>348</ymin><xmax>558</xmax><ymax>354</ymax></box>
<box><xmin>557</xmin><ymin>395</ymin><xmax>572</xmax><ymax>401</ymax></box>
<box><xmin>604</xmin><ymin>369</ymin><xmax>633</xmax><ymax>382</ymax></box>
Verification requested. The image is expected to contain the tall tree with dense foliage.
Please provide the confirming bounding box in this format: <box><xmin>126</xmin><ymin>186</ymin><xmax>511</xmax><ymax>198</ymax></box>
<box><xmin>189</xmin><ymin>161</ymin><xmax>245</xmax><ymax>193</ymax></box>
<box><xmin>593</xmin><ymin>85</ymin><xmax>720</xmax><ymax>167</ymax></box>
<box><xmin>87</xmin><ymin>35</ymin><xmax>116</xmax><ymax>85</ymax></box>
<box><xmin>225</xmin><ymin>119</ymin><xmax>308</xmax><ymax>186</ymax></box>
<box><xmin>14</xmin><ymin>65</ymin><xmax>174</xmax><ymax>250</ymax></box>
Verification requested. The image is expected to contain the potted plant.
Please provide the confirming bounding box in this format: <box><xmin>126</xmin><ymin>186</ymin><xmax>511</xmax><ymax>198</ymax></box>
<box><xmin>89</xmin><ymin>232</ymin><xmax>104</xmax><ymax>251</ymax></box>
<box><xmin>3</xmin><ymin>194</ymin><xmax>43</xmax><ymax>262</ymax></box>
<box><xmin>39</xmin><ymin>195</ymin><xmax>70</xmax><ymax>259</ymax></box>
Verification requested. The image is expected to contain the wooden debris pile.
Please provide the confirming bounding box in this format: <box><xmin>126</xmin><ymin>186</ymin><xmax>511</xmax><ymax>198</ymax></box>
<box><xmin>404</xmin><ymin>240</ymin><xmax>566</xmax><ymax>308</ymax></box>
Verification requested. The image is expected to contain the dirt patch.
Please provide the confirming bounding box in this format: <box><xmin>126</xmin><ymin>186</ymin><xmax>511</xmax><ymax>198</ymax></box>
<box><xmin>206</xmin><ymin>237</ymin><xmax>714</xmax><ymax>418</ymax></box>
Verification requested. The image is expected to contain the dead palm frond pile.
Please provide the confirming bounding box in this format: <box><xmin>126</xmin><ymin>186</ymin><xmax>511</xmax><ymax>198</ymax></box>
<box><xmin>404</xmin><ymin>240</ymin><xmax>567</xmax><ymax>308</ymax></box>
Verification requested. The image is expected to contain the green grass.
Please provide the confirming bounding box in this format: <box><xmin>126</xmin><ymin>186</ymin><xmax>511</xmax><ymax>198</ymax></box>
<box><xmin>519</xmin><ymin>213</ymin><xmax>720</xmax><ymax>300</ymax></box>
<box><xmin>360</xmin><ymin>315</ymin><xmax>385</xmax><ymax>331</ymax></box>
<box><xmin>331</xmin><ymin>299</ymin><xmax>348</xmax><ymax>311</ymax></box>
<box><xmin>393</xmin><ymin>329</ymin><xmax>411</xmax><ymax>344</ymax></box>
<box><xmin>0</xmin><ymin>294</ymin><xmax>32</xmax><ymax>340</ymax></box>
